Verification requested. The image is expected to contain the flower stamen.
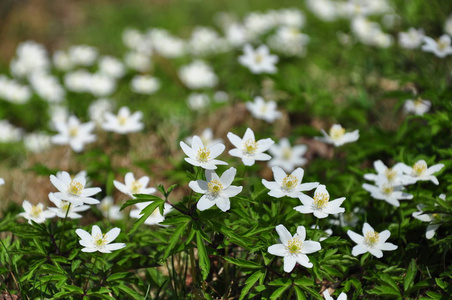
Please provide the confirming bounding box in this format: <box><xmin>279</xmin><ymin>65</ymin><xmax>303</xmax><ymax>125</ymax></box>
<box><xmin>281</xmin><ymin>175</ymin><xmax>298</xmax><ymax>192</ymax></box>
<box><xmin>207</xmin><ymin>180</ymin><xmax>223</xmax><ymax>198</ymax></box>
<box><xmin>313</xmin><ymin>192</ymin><xmax>329</xmax><ymax>210</ymax></box>
<box><xmin>287</xmin><ymin>237</ymin><xmax>303</xmax><ymax>254</ymax></box>
<box><xmin>364</xmin><ymin>231</ymin><xmax>380</xmax><ymax>247</ymax></box>
<box><xmin>30</xmin><ymin>205</ymin><xmax>42</xmax><ymax>218</ymax></box>
<box><xmin>67</xmin><ymin>180</ymin><xmax>83</xmax><ymax>196</ymax></box>
<box><xmin>412</xmin><ymin>161</ymin><xmax>427</xmax><ymax>177</ymax></box>
<box><xmin>130</xmin><ymin>180</ymin><xmax>143</xmax><ymax>194</ymax></box>
<box><xmin>243</xmin><ymin>139</ymin><xmax>258</xmax><ymax>156</ymax></box>
<box><xmin>196</xmin><ymin>147</ymin><xmax>211</xmax><ymax>163</ymax></box>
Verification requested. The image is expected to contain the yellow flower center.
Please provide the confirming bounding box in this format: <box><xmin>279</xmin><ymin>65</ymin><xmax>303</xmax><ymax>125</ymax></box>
<box><xmin>329</xmin><ymin>126</ymin><xmax>345</xmax><ymax>140</ymax></box>
<box><xmin>208</xmin><ymin>180</ymin><xmax>223</xmax><ymax>198</ymax></box>
<box><xmin>381</xmin><ymin>183</ymin><xmax>394</xmax><ymax>195</ymax></box>
<box><xmin>281</xmin><ymin>175</ymin><xmax>298</xmax><ymax>192</ymax></box>
<box><xmin>61</xmin><ymin>201</ymin><xmax>71</xmax><ymax>213</ymax></box>
<box><xmin>30</xmin><ymin>205</ymin><xmax>42</xmax><ymax>218</ymax></box>
<box><xmin>282</xmin><ymin>147</ymin><xmax>292</xmax><ymax>160</ymax></box>
<box><xmin>385</xmin><ymin>168</ymin><xmax>397</xmax><ymax>181</ymax></box>
<box><xmin>69</xmin><ymin>126</ymin><xmax>79</xmax><ymax>137</ymax></box>
<box><xmin>118</xmin><ymin>115</ymin><xmax>128</xmax><ymax>126</ymax></box>
<box><xmin>243</xmin><ymin>139</ymin><xmax>258</xmax><ymax>155</ymax></box>
<box><xmin>364</xmin><ymin>231</ymin><xmax>380</xmax><ymax>247</ymax></box>
<box><xmin>196</xmin><ymin>147</ymin><xmax>211</xmax><ymax>163</ymax></box>
<box><xmin>313</xmin><ymin>192</ymin><xmax>329</xmax><ymax>210</ymax></box>
<box><xmin>287</xmin><ymin>237</ymin><xmax>303</xmax><ymax>254</ymax></box>
<box><xmin>412</xmin><ymin>161</ymin><xmax>427</xmax><ymax>177</ymax></box>
<box><xmin>130</xmin><ymin>180</ymin><xmax>143</xmax><ymax>194</ymax></box>
<box><xmin>94</xmin><ymin>233</ymin><xmax>108</xmax><ymax>248</ymax></box>
<box><xmin>255</xmin><ymin>54</ymin><xmax>263</xmax><ymax>63</ymax></box>
<box><xmin>67</xmin><ymin>180</ymin><xmax>83</xmax><ymax>196</ymax></box>
<box><xmin>437</xmin><ymin>39</ymin><xmax>448</xmax><ymax>50</ymax></box>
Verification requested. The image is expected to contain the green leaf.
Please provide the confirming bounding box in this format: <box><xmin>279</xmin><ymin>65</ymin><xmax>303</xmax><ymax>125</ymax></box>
<box><xmin>128</xmin><ymin>199</ymin><xmax>165</xmax><ymax>234</ymax></box>
<box><xmin>404</xmin><ymin>259</ymin><xmax>417</xmax><ymax>291</ymax></box>
<box><xmin>118</xmin><ymin>284</ymin><xmax>143</xmax><ymax>299</ymax></box>
<box><xmin>196</xmin><ymin>231</ymin><xmax>210</xmax><ymax>281</ymax></box>
<box><xmin>239</xmin><ymin>270</ymin><xmax>265</xmax><ymax>300</ymax></box>
<box><xmin>270</xmin><ymin>285</ymin><xmax>290</xmax><ymax>300</ymax></box>
<box><xmin>293</xmin><ymin>286</ymin><xmax>307</xmax><ymax>300</ymax></box>
<box><xmin>223</xmin><ymin>257</ymin><xmax>261</xmax><ymax>269</ymax></box>
<box><xmin>162</xmin><ymin>222</ymin><xmax>188</xmax><ymax>260</ymax></box>
<box><xmin>121</xmin><ymin>195</ymin><xmax>163</xmax><ymax>211</ymax></box>
<box><xmin>107</xmin><ymin>272</ymin><xmax>131</xmax><ymax>282</ymax></box>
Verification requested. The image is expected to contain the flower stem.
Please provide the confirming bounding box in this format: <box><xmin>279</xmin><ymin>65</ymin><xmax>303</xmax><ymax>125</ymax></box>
<box><xmin>58</xmin><ymin>202</ymin><xmax>72</xmax><ymax>251</ymax></box>
<box><xmin>84</xmin><ymin>252</ymin><xmax>99</xmax><ymax>293</ymax></box>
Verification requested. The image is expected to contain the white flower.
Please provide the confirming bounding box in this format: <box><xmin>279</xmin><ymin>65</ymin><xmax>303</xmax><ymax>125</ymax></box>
<box><xmin>98</xmin><ymin>56</ymin><xmax>125</xmax><ymax>78</ymax></box>
<box><xmin>262</xmin><ymin>167</ymin><xmax>318</xmax><ymax>198</ymax></box>
<box><xmin>29</xmin><ymin>73</ymin><xmax>65</xmax><ymax>103</ymax></box>
<box><xmin>294</xmin><ymin>185</ymin><xmax>345</xmax><ymax>219</ymax></box>
<box><xmin>76</xmin><ymin>225</ymin><xmax>125</xmax><ymax>253</ymax></box>
<box><xmin>187</xmin><ymin>93</ymin><xmax>210</xmax><ymax>111</ymax></box>
<box><xmin>51</xmin><ymin>116</ymin><xmax>96</xmax><ymax>152</ymax></box>
<box><xmin>404</xmin><ymin>99</ymin><xmax>431</xmax><ymax>116</ymax></box>
<box><xmin>68</xmin><ymin>45</ymin><xmax>98</xmax><ymax>66</ymax></box>
<box><xmin>130</xmin><ymin>75</ymin><xmax>160</xmax><ymax>94</ymax></box>
<box><xmin>446</xmin><ymin>15</ymin><xmax>452</xmax><ymax>36</ymax></box>
<box><xmin>124</xmin><ymin>51</ymin><xmax>151</xmax><ymax>72</ymax></box>
<box><xmin>188</xmin><ymin>26</ymin><xmax>230</xmax><ymax>56</ymax></box>
<box><xmin>347</xmin><ymin>223</ymin><xmax>397</xmax><ymax>258</ymax></box>
<box><xmin>323</xmin><ymin>290</ymin><xmax>347</xmax><ymax>300</ymax></box>
<box><xmin>238</xmin><ymin>44</ymin><xmax>278</xmax><ymax>74</ymax></box>
<box><xmin>268</xmin><ymin>225</ymin><xmax>321</xmax><ymax>272</ymax></box>
<box><xmin>306</xmin><ymin>0</ymin><xmax>338</xmax><ymax>22</ymax></box>
<box><xmin>422</xmin><ymin>35</ymin><xmax>452</xmax><ymax>58</ymax></box>
<box><xmin>185</xmin><ymin>128</ymin><xmax>223</xmax><ymax>148</ymax></box>
<box><xmin>48</xmin><ymin>192</ymin><xmax>90</xmax><ymax>219</ymax></box>
<box><xmin>53</xmin><ymin>50</ymin><xmax>73</xmax><ymax>71</ymax></box>
<box><xmin>268</xmin><ymin>138</ymin><xmax>308</xmax><ymax>172</ymax></box>
<box><xmin>130</xmin><ymin>201</ymin><xmax>172</xmax><ymax>226</ymax></box>
<box><xmin>178</xmin><ymin>60</ymin><xmax>218</xmax><ymax>89</ymax></box>
<box><xmin>316</xmin><ymin>124</ymin><xmax>359</xmax><ymax>147</ymax></box>
<box><xmin>267</xmin><ymin>26</ymin><xmax>309</xmax><ymax>57</ymax></box>
<box><xmin>189</xmin><ymin>167</ymin><xmax>242</xmax><ymax>212</ymax></box>
<box><xmin>0</xmin><ymin>76</ymin><xmax>31</xmax><ymax>104</ymax></box>
<box><xmin>50</xmin><ymin>171</ymin><xmax>101</xmax><ymax>206</ymax></box>
<box><xmin>213</xmin><ymin>91</ymin><xmax>229</xmax><ymax>103</ymax></box>
<box><xmin>64</xmin><ymin>69</ymin><xmax>92</xmax><ymax>93</ymax></box>
<box><xmin>180</xmin><ymin>135</ymin><xmax>227</xmax><ymax>170</ymax></box>
<box><xmin>245</xmin><ymin>96</ymin><xmax>282</xmax><ymax>123</ymax></box>
<box><xmin>0</xmin><ymin>178</ymin><xmax>4</xmax><ymax>185</ymax></box>
<box><xmin>398</xmin><ymin>28</ymin><xmax>424</xmax><ymax>49</ymax></box>
<box><xmin>23</xmin><ymin>132</ymin><xmax>52</xmax><ymax>153</ymax></box>
<box><xmin>102</xmin><ymin>107</ymin><xmax>144</xmax><ymax>134</ymax></box>
<box><xmin>113</xmin><ymin>172</ymin><xmax>156</xmax><ymax>198</ymax></box>
<box><xmin>148</xmin><ymin>28</ymin><xmax>186</xmax><ymax>58</ymax></box>
<box><xmin>399</xmin><ymin>160</ymin><xmax>445</xmax><ymax>185</ymax></box>
<box><xmin>18</xmin><ymin>200</ymin><xmax>55</xmax><ymax>224</ymax></box>
<box><xmin>0</xmin><ymin>120</ymin><xmax>23</xmax><ymax>143</ymax></box>
<box><xmin>362</xmin><ymin>182</ymin><xmax>412</xmax><ymax>207</ymax></box>
<box><xmin>89</xmin><ymin>73</ymin><xmax>116</xmax><ymax>97</ymax></box>
<box><xmin>412</xmin><ymin>194</ymin><xmax>445</xmax><ymax>239</ymax></box>
<box><xmin>98</xmin><ymin>196</ymin><xmax>124</xmax><ymax>221</ymax></box>
<box><xmin>88</xmin><ymin>98</ymin><xmax>114</xmax><ymax>126</ymax></box>
<box><xmin>363</xmin><ymin>160</ymin><xmax>415</xmax><ymax>186</ymax></box>
<box><xmin>10</xmin><ymin>41</ymin><xmax>50</xmax><ymax>78</ymax></box>
<box><xmin>227</xmin><ymin>128</ymin><xmax>274</xmax><ymax>166</ymax></box>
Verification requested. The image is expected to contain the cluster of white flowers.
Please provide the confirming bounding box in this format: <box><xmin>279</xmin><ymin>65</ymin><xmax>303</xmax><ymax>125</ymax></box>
<box><xmin>178</xmin><ymin>60</ymin><xmax>218</xmax><ymax>90</ymax></box>
<box><xmin>0</xmin><ymin>76</ymin><xmax>31</xmax><ymax>104</ymax></box>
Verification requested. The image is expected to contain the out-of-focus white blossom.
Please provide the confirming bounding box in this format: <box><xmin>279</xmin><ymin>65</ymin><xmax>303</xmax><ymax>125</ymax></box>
<box><xmin>239</xmin><ymin>44</ymin><xmax>278</xmax><ymax>74</ymax></box>
<box><xmin>213</xmin><ymin>91</ymin><xmax>229</xmax><ymax>103</ymax></box>
<box><xmin>53</xmin><ymin>50</ymin><xmax>74</xmax><ymax>71</ymax></box>
<box><xmin>148</xmin><ymin>28</ymin><xmax>186</xmax><ymax>58</ymax></box>
<box><xmin>98</xmin><ymin>56</ymin><xmax>125</xmax><ymax>78</ymax></box>
<box><xmin>98</xmin><ymin>196</ymin><xmax>124</xmax><ymax>221</ymax></box>
<box><xmin>10</xmin><ymin>41</ymin><xmax>50</xmax><ymax>78</ymax></box>
<box><xmin>68</xmin><ymin>45</ymin><xmax>98</xmax><ymax>66</ymax></box>
<box><xmin>130</xmin><ymin>75</ymin><xmax>160</xmax><ymax>94</ymax></box>
<box><xmin>23</xmin><ymin>132</ymin><xmax>52</xmax><ymax>153</ymax></box>
<box><xmin>246</xmin><ymin>96</ymin><xmax>281</xmax><ymax>123</ymax></box>
<box><xmin>422</xmin><ymin>34</ymin><xmax>452</xmax><ymax>58</ymax></box>
<box><xmin>268</xmin><ymin>26</ymin><xmax>309</xmax><ymax>57</ymax></box>
<box><xmin>404</xmin><ymin>98</ymin><xmax>431</xmax><ymax>116</ymax></box>
<box><xmin>29</xmin><ymin>72</ymin><xmax>65</xmax><ymax>103</ymax></box>
<box><xmin>102</xmin><ymin>107</ymin><xmax>144</xmax><ymax>134</ymax></box>
<box><xmin>398</xmin><ymin>28</ymin><xmax>424</xmax><ymax>49</ymax></box>
<box><xmin>179</xmin><ymin>60</ymin><xmax>218</xmax><ymax>89</ymax></box>
<box><xmin>124</xmin><ymin>51</ymin><xmax>152</xmax><ymax>73</ymax></box>
<box><xmin>0</xmin><ymin>120</ymin><xmax>23</xmax><ymax>143</ymax></box>
<box><xmin>189</xmin><ymin>26</ymin><xmax>230</xmax><ymax>56</ymax></box>
<box><xmin>89</xmin><ymin>98</ymin><xmax>114</xmax><ymax>127</ymax></box>
<box><xmin>268</xmin><ymin>138</ymin><xmax>308</xmax><ymax>172</ymax></box>
<box><xmin>306</xmin><ymin>0</ymin><xmax>338</xmax><ymax>22</ymax></box>
<box><xmin>51</xmin><ymin>116</ymin><xmax>96</xmax><ymax>152</ymax></box>
<box><xmin>187</xmin><ymin>93</ymin><xmax>210</xmax><ymax>111</ymax></box>
<box><xmin>0</xmin><ymin>76</ymin><xmax>31</xmax><ymax>104</ymax></box>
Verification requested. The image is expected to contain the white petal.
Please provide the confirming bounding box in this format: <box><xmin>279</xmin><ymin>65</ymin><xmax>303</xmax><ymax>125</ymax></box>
<box><xmin>275</xmin><ymin>224</ymin><xmax>292</xmax><ymax>245</ymax></box>
<box><xmin>268</xmin><ymin>244</ymin><xmax>286</xmax><ymax>257</ymax></box>
<box><xmin>220</xmin><ymin>167</ymin><xmax>236</xmax><ymax>188</ymax></box>
<box><xmin>189</xmin><ymin>180</ymin><xmax>208</xmax><ymax>194</ymax></box>
<box><xmin>296</xmin><ymin>226</ymin><xmax>306</xmax><ymax>241</ymax></box>
<box><xmin>362</xmin><ymin>223</ymin><xmax>374</xmax><ymax>235</ymax></box>
<box><xmin>426</xmin><ymin>224</ymin><xmax>440</xmax><ymax>239</ymax></box>
<box><xmin>105</xmin><ymin>227</ymin><xmax>121</xmax><ymax>243</ymax></box>
<box><xmin>91</xmin><ymin>225</ymin><xmax>102</xmax><ymax>237</ymax></box>
<box><xmin>283</xmin><ymin>256</ymin><xmax>297</xmax><ymax>273</ymax></box>
<box><xmin>302</xmin><ymin>241</ymin><xmax>321</xmax><ymax>254</ymax></box>
<box><xmin>295</xmin><ymin>253</ymin><xmax>312</xmax><ymax>268</ymax></box>
<box><xmin>351</xmin><ymin>244</ymin><xmax>368</xmax><ymax>256</ymax></box>
<box><xmin>347</xmin><ymin>230</ymin><xmax>364</xmax><ymax>245</ymax></box>
<box><xmin>227</xmin><ymin>132</ymin><xmax>242</xmax><ymax>149</ymax></box>
<box><xmin>76</xmin><ymin>228</ymin><xmax>92</xmax><ymax>242</ymax></box>
<box><xmin>106</xmin><ymin>243</ymin><xmax>126</xmax><ymax>251</ymax></box>
<box><xmin>215</xmin><ymin>197</ymin><xmax>230</xmax><ymax>212</ymax></box>
<box><xmin>197</xmin><ymin>195</ymin><xmax>215</xmax><ymax>211</ymax></box>
<box><xmin>368</xmin><ymin>248</ymin><xmax>383</xmax><ymax>258</ymax></box>
<box><xmin>272</xmin><ymin>167</ymin><xmax>286</xmax><ymax>185</ymax></box>
<box><xmin>379</xmin><ymin>242</ymin><xmax>397</xmax><ymax>251</ymax></box>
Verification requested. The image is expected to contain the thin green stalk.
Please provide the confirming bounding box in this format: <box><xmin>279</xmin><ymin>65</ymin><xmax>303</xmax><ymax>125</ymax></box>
<box><xmin>171</xmin><ymin>255</ymin><xmax>179</xmax><ymax>299</ymax></box>
<box><xmin>84</xmin><ymin>253</ymin><xmax>99</xmax><ymax>293</ymax></box>
<box><xmin>57</xmin><ymin>202</ymin><xmax>72</xmax><ymax>251</ymax></box>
